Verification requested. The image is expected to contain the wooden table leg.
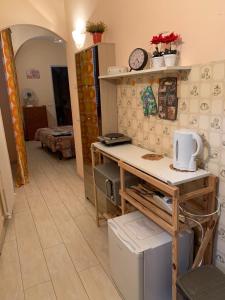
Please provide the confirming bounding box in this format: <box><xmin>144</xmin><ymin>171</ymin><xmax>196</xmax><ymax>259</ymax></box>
<box><xmin>204</xmin><ymin>175</ymin><xmax>218</xmax><ymax>264</ymax></box>
<box><xmin>172</xmin><ymin>234</ymin><xmax>178</xmax><ymax>300</ymax></box>
<box><xmin>172</xmin><ymin>189</ymin><xmax>179</xmax><ymax>300</ymax></box>
<box><xmin>192</xmin><ymin>214</ymin><xmax>218</xmax><ymax>269</ymax></box>
<box><xmin>120</xmin><ymin>165</ymin><xmax>126</xmax><ymax>214</ymax></box>
<box><xmin>91</xmin><ymin>145</ymin><xmax>99</xmax><ymax>226</ymax></box>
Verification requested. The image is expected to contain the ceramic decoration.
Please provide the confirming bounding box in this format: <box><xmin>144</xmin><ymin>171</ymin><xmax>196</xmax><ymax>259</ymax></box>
<box><xmin>107</xmin><ymin>66</ymin><xmax>128</xmax><ymax>75</ymax></box>
<box><xmin>128</xmin><ymin>48</ymin><xmax>148</xmax><ymax>71</ymax></box>
<box><xmin>152</xmin><ymin>56</ymin><xmax>165</xmax><ymax>68</ymax></box>
<box><xmin>140</xmin><ymin>86</ymin><xmax>157</xmax><ymax>116</ymax></box>
<box><xmin>164</xmin><ymin>54</ymin><xmax>177</xmax><ymax>67</ymax></box>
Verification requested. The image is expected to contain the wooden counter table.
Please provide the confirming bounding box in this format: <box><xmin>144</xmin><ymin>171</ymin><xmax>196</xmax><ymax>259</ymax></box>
<box><xmin>91</xmin><ymin>142</ymin><xmax>218</xmax><ymax>300</ymax></box>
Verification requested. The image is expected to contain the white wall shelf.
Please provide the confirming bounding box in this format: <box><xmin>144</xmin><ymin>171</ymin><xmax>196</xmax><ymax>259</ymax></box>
<box><xmin>99</xmin><ymin>66</ymin><xmax>191</xmax><ymax>80</ymax></box>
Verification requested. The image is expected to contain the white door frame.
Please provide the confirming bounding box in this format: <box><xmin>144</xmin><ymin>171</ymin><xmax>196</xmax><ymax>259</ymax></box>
<box><xmin>0</xmin><ymin>108</ymin><xmax>15</xmax><ymax>217</ymax></box>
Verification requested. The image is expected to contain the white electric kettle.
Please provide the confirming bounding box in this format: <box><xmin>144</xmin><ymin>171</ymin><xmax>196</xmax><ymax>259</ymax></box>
<box><xmin>173</xmin><ymin>130</ymin><xmax>203</xmax><ymax>171</ymax></box>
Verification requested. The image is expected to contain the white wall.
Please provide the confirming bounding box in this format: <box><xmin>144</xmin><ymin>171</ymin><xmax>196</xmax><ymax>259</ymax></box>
<box><xmin>70</xmin><ymin>0</ymin><xmax>225</xmax><ymax>66</ymax></box>
<box><xmin>15</xmin><ymin>38</ymin><xmax>67</xmax><ymax>127</ymax></box>
<box><xmin>0</xmin><ymin>0</ymin><xmax>66</xmax><ymax>39</ymax></box>
<box><xmin>11</xmin><ymin>24</ymin><xmax>60</xmax><ymax>54</ymax></box>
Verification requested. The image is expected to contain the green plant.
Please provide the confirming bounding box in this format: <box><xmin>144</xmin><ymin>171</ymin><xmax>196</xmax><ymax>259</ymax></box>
<box><xmin>86</xmin><ymin>21</ymin><xmax>107</xmax><ymax>33</ymax></box>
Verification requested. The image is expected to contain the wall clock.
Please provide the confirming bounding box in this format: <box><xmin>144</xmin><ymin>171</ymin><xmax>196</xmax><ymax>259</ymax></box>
<box><xmin>128</xmin><ymin>48</ymin><xmax>148</xmax><ymax>71</ymax></box>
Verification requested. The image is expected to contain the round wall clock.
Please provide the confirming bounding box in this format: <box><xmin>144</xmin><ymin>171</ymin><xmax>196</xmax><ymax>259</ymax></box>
<box><xmin>128</xmin><ymin>48</ymin><xmax>148</xmax><ymax>71</ymax></box>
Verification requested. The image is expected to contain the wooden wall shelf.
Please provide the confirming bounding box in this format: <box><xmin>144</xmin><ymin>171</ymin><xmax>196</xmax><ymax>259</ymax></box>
<box><xmin>99</xmin><ymin>66</ymin><xmax>191</xmax><ymax>80</ymax></box>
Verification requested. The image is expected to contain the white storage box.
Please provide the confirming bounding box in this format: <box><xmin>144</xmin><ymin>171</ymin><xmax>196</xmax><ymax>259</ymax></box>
<box><xmin>108</xmin><ymin>211</ymin><xmax>193</xmax><ymax>300</ymax></box>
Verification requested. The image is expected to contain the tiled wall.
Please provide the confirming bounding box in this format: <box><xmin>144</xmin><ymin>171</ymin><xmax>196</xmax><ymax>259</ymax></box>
<box><xmin>117</xmin><ymin>60</ymin><xmax>225</xmax><ymax>272</ymax></box>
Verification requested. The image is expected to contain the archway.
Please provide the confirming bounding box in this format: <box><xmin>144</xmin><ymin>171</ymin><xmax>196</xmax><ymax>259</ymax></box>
<box><xmin>0</xmin><ymin>24</ymin><xmax>70</xmax><ymax>186</ymax></box>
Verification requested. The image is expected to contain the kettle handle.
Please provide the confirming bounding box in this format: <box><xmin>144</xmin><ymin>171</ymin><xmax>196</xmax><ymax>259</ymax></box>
<box><xmin>192</xmin><ymin>133</ymin><xmax>202</xmax><ymax>157</ymax></box>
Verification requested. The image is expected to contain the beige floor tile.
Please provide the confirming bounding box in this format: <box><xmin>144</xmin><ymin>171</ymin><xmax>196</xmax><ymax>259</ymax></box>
<box><xmin>24</xmin><ymin>179</ymin><xmax>42</xmax><ymax>200</ymax></box>
<box><xmin>0</xmin><ymin>240</ymin><xmax>24</xmax><ymax>300</ymax></box>
<box><xmin>25</xmin><ymin>282</ymin><xmax>56</xmax><ymax>300</ymax></box>
<box><xmin>48</xmin><ymin>203</ymin><xmax>98</xmax><ymax>272</ymax></box>
<box><xmin>14</xmin><ymin>187</ymin><xmax>29</xmax><ymax>214</ymax></box>
<box><xmin>29</xmin><ymin>205</ymin><xmax>62</xmax><ymax>249</ymax></box>
<box><xmin>58</xmin><ymin>190</ymin><xmax>87</xmax><ymax>219</ymax></box>
<box><xmin>0</xmin><ymin>142</ymin><xmax>123</xmax><ymax>300</ymax></box>
<box><xmin>24</xmin><ymin>179</ymin><xmax>46</xmax><ymax>212</ymax></box>
<box><xmin>35</xmin><ymin>180</ymin><xmax>61</xmax><ymax>207</ymax></box>
<box><xmin>79</xmin><ymin>265</ymin><xmax>122</xmax><ymax>300</ymax></box>
<box><xmin>40</xmin><ymin>167</ymin><xmax>86</xmax><ymax>219</ymax></box>
<box><xmin>14</xmin><ymin>211</ymin><xmax>50</xmax><ymax>289</ymax></box>
<box><xmin>4</xmin><ymin>217</ymin><xmax>16</xmax><ymax>243</ymax></box>
<box><xmin>23</xmin><ymin>179</ymin><xmax>62</xmax><ymax>249</ymax></box>
<box><xmin>44</xmin><ymin>244</ymin><xmax>89</xmax><ymax>300</ymax></box>
<box><xmin>75</xmin><ymin>214</ymin><xmax>110</xmax><ymax>275</ymax></box>
<box><xmin>82</xmin><ymin>199</ymin><xmax>96</xmax><ymax>220</ymax></box>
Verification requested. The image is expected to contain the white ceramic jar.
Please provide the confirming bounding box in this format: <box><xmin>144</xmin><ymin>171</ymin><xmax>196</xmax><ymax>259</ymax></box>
<box><xmin>164</xmin><ymin>54</ymin><xmax>177</xmax><ymax>67</ymax></box>
<box><xmin>151</xmin><ymin>56</ymin><xmax>165</xmax><ymax>68</ymax></box>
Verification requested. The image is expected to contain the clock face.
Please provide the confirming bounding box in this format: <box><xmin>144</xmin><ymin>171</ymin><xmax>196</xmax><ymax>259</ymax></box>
<box><xmin>129</xmin><ymin>48</ymin><xmax>148</xmax><ymax>71</ymax></box>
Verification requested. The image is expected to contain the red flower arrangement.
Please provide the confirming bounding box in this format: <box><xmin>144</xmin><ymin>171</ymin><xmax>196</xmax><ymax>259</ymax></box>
<box><xmin>163</xmin><ymin>32</ymin><xmax>181</xmax><ymax>55</ymax></box>
<box><xmin>150</xmin><ymin>33</ymin><xmax>164</xmax><ymax>57</ymax></box>
<box><xmin>150</xmin><ymin>32</ymin><xmax>181</xmax><ymax>57</ymax></box>
<box><xmin>151</xmin><ymin>33</ymin><xmax>164</xmax><ymax>45</ymax></box>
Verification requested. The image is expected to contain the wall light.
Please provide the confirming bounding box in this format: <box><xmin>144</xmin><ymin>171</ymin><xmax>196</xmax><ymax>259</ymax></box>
<box><xmin>72</xmin><ymin>19</ymin><xmax>86</xmax><ymax>49</ymax></box>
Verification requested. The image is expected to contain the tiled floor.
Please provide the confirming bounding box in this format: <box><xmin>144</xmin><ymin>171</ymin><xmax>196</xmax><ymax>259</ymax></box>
<box><xmin>0</xmin><ymin>142</ymin><xmax>122</xmax><ymax>300</ymax></box>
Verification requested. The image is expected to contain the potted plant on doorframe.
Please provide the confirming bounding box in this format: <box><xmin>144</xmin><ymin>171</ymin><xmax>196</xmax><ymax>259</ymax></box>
<box><xmin>150</xmin><ymin>33</ymin><xmax>165</xmax><ymax>68</ymax></box>
<box><xmin>163</xmin><ymin>32</ymin><xmax>181</xmax><ymax>67</ymax></box>
<box><xmin>86</xmin><ymin>21</ymin><xmax>107</xmax><ymax>44</ymax></box>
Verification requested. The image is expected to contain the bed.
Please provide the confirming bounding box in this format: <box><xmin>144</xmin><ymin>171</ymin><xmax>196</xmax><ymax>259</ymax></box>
<box><xmin>35</xmin><ymin>126</ymin><xmax>75</xmax><ymax>159</ymax></box>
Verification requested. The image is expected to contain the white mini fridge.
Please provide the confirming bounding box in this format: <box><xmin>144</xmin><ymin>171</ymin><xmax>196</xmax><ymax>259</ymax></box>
<box><xmin>108</xmin><ymin>211</ymin><xmax>193</xmax><ymax>300</ymax></box>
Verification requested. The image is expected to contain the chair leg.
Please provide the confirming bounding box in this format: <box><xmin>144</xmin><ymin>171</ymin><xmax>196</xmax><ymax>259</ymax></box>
<box><xmin>57</xmin><ymin>152</ymin><xmax>63</xmax><ymax>160</ymax></box>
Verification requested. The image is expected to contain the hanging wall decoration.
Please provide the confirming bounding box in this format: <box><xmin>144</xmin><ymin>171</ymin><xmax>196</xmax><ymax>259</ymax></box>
<box><xmin>26</xmin><ymin>69</ymin><xmax>40</xmax><ymax>79</ymax></box>
<box><xmin>140</xmin><ymin>86</ymin><xmax>157</xmax><ymax>116</ymax></box>
<box><xmin>158</xmin><ymin>77</ymin><xmax>178</xmax><ymax>120</ymax></box>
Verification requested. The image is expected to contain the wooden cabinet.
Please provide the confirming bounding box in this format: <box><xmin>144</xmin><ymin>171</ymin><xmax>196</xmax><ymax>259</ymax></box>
<box><xmin>23</xmin><ymin>106</ymin><xmax>48</xmax><ymax>140</ymax></box>
<box><xmin>75</xmin><ymin>43</ymin><xmax>117</xmax><ymax>204</ymax></box>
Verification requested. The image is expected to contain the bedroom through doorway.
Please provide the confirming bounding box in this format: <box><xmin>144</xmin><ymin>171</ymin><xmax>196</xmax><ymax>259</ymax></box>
<box><xmin>0</xmin><ymin>24</ymin><xmax>76</xmax><ymax>188</ymax></box>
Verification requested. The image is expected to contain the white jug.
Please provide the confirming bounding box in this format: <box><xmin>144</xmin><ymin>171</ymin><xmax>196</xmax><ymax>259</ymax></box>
<box><xmin>173</xmin><ymin>130</ymin><xmax>203</xmax><ymax>171</ymax></box>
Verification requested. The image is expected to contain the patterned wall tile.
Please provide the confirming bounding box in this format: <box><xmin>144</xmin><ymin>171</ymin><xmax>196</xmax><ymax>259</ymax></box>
<box><xmin>212</xmin><ymin>82</ymin><xmax>224</xmax><ymax>98</ymax></box>
<box><xmin>189</xmin><ymin>66</ymin><xmax>201</xmax><ymax>82</ymax></box>
<box><xmin>200</xmin><ymin>65</ymin><xmax>212</xmax><ymax>80</ymax></box>
<box><xmin>117</xmin><ymin>60</ymin><xmax>225</xmax><ymax>271</ymax></box>
<box><xmin>200</xmin><ymin>82</ymin><xmax>211</xmax><ymax>98</ymax></box>
<box><xmin>213</xmin><ymin>62</ymin><xmax>225</xmax><ymax>80</ymax></box>
<box><xmin>199</xmin><ymin>98</ymin><xmax>211</xmax><ymax>113</ymax></box>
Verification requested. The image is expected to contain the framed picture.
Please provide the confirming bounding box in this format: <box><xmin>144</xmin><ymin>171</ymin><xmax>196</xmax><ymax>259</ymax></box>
<box><xmin>26</xmin><ymin>69</ymin><xmax>40</xmax><ymax>79</ymax></box>
<box><xmin>158</xmin><ymin>77</ymin><xmax>178</xmax><ymax>120</ymax></box>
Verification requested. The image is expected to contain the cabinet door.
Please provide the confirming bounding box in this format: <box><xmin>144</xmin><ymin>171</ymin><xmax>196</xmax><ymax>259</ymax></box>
<box><xmin>76</xmin><ymin>47</ymin><xmax>99</xmax><ymax>87</ymax></box>
<box><xmin>76</xmin><ymin>47</ymin><xmax>101</xmax><ymax>164</ymax></box>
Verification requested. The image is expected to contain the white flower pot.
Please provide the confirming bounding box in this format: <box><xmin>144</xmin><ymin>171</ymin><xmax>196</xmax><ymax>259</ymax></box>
<box><xmin>152</xmin><ymin>56</ymin><xmax>165</xmax><ymax>69</ymax></box>
<box><xmin>164</xmin><ymin>54</ymin><xmax>177</xmax><ymax>67</ymax></box>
